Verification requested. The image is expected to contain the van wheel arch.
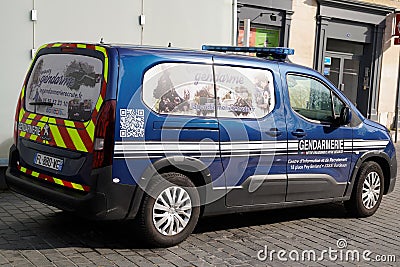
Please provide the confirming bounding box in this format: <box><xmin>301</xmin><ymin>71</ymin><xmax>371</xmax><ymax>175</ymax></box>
<box><xmin>345</xmin><ymin>152</ymin><xmax>392</xmax><ymax>199</ymax></box>
<box><xmin>126</xmin><ymin>156</ymin><xmax>211</xmax><ymax>220</ymax></box>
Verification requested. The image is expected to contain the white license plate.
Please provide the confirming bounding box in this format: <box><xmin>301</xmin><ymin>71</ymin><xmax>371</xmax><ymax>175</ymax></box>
<box><xmin>34</xmin><ymin>153</ymin><xmax>63</xmax><ymax>171</ymax></box>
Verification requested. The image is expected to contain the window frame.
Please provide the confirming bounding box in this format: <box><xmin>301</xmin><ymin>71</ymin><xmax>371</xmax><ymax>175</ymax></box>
<box><xmin>286</xmin><ymin>73</ymin><xmax>348</xmax><ymax>126</ymax></box>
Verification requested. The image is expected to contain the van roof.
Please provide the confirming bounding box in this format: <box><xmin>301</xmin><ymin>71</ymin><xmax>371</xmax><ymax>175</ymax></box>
<box><xmin>42</xmin><ymin>42</ymin><xmax>303</xmax><ymax>68</ymax></box>
<box><xmin>106</xmin><ymin>43</ymin><xmax>300</xmax><ymax>65</ymax></box>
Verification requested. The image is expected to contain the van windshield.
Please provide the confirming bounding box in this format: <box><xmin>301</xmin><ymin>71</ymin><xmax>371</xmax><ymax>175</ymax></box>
<box><xmin>25</xmin><ymin>54</ymin><xmax>103</xmax><ymax>121</ymax></box>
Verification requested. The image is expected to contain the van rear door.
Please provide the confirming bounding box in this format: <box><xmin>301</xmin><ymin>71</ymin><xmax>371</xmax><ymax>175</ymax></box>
<box><xmin>16</xmin><ymin>43</ymin><xmax>109</xmax><ymax>192</ymax></box>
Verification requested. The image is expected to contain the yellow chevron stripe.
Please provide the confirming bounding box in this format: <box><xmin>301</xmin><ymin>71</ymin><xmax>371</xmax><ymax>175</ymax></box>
<box><xmin>95</xmin><ymin>46</ymin><xmax>108</xmax><ymax>82</ymax></box>
<box><xmin>50</xmin><ymin>123</ymin><xmax>66</xmax><ymax>148</ymax></box>
<box><xmin>77</xmin><ymin>44</ymin><xmax>87</xmax><ymax>49</ymax></box>
<box><xmin>40</xmin><ymin>116</ymin><xmax>48</xmax><ymax>122</ymax></box>
<box><xmin>53</xmin><ymin>178</ymin><xmax>64</xmax><ymax>186</ymax></box>
<box><xmin>52</xmin><ymin>43</ymin><xmax>62</xmax><ymax>47</ymax></box>
<box><xmin>64</xmin><ymin>120</ymin><xmax>87</xmax><ymax>152</ymax></box>
<box><xmin>96</xmin><ymin>95</ymin><xmax>103</xmax><ymax>112</ymax></box>
<box><xmin>30</xmin><ymin>135</ymin><xmax>38</xmax><ymax>142</ymax></box>
<box><xmin>37</xmin><ymin>43</ymin><xmax>49</xmax><ymax>53</ymax></box>
<box><xmin>20</xmin><ymin>131</ymin><xmax>26</xmax><ymax>138</ymax></box>
<box><xmin>31</xmin><ymin>171</ymin><xmax>39</xmax><ymax>178</ymax></box>
<box><xmin>71</xmin><ymin>183</ymin><xmax>84</xmax><ymax>191</ymax></box>
<box><xmin>28</xmin><ymin>113</ymin><xmax>36</xmax><ymax>120</ymax></box>
<box><xmin>18</xmin><ymin>109</ymin><xmax>25</xmax><ymax>121</ymax></box>
<box><xmin>30</xmin><ymin>121</ymin><xmax>45</xmax><ymax>141</ymax></box>
<box><xmin>20</xmin><ymin>166</ymin><xmax>27</xmax><ymax>173</ymax></box>
<box><xmin>86</xmin><ymin>120</ymin><xmax>95</xmax><ymax>141</ymax></box>
<box><xmin>48</xmin><ymin>118</ymin><xmax>66</xmax><ymax>148</ymax></box>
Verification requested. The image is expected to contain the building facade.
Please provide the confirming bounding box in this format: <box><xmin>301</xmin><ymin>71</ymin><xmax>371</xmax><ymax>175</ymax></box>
<box><xmin>238</xmin><ymin>0</ymin><xmax>400</xmax><ymax>129</ymax></box>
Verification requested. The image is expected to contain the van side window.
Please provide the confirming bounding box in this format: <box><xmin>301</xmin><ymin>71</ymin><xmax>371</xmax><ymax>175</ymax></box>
<box><xmin>215</xmin><ymin>66</ymin><xmax>275</xmax><ymax>118</ymax></box>
<box><xmin>333</xmin><ymin>94</ymin><xmax>346</xmax><ymax>118</ymax></box>
<box><xmin>143</xmin><ymin>63</ymin><xmax>215</xmax><ymax>117</ymax></box>
<box><xmin>287</xmin><ymin>74</ymin><xmax>336</xmax><ymax>123</ymax></box>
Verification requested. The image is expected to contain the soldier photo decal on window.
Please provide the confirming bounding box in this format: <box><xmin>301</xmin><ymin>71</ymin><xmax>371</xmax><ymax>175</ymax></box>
<box><xmin>26</xmin><ymin>54</ymin><xmax>103</xmax><ymax>121</ymax></box>
<box><xmin>143</xmin><ymin>63</ymin><xmax>275</xmax><ymax>118</ymax></box>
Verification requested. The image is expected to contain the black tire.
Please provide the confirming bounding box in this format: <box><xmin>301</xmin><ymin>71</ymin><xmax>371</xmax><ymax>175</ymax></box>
<box><xmin>136</xmin><ymin>172</ymin><xmax>200</xmax><ymax>247</ymax></box>
<box><xmin>0</xmin><ymin>167</ymin><xmax>8</xmax><ymax>190</ymax></box>
<box><xmin>345</xmin><ymin>161</ymin><xmax>384</xmax><ymax>217</ymax></box>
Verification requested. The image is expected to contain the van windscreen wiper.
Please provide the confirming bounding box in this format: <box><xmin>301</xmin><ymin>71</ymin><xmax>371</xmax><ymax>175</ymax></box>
<box><xmin>29</xmin><ymin>101</ymin><xmax>54</xmax><ymax>107</ymax></box>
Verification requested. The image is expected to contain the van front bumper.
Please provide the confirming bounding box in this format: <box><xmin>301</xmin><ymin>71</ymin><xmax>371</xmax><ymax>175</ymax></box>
<box><xmin>6</xmin><ymin>145</ymin><xmax>137</xmax><ymax>220</ymax></box>
<box><xmin>387</xmin><ymin>152</ymin><xmax>397</xmax><ymax>194</ymax></box>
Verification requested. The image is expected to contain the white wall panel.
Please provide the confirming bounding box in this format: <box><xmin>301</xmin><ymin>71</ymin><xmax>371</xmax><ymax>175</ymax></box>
<box><xmin>0</xmin><ymin>2</ymin><xmax>32</xmax><ymax>160</ymax></box>
<box><xmin>35</xmin><ymin>0</ymin><xmax>142</xmax><ymax>45</ymax></box>
<box><xmin>143</xmin><ymin>0</ymin><xmax>233</xmax><ymax>49</ymax></box>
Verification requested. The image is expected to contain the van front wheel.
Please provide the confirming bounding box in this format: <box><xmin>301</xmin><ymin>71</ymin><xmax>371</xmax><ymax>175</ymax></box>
<box><xmin>137</xmin><ymin>172</ymin><xmax>200</xmax><ymax>247</ymax></box>
<box><xmin>345</xmin><ymin>161</ymin><xmax>384</xmax><ymax>217</ymax></box>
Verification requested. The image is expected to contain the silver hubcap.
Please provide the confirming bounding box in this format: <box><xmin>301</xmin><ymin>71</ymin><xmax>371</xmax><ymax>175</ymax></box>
<box><xmin>152</xmin><ymin>186</ymin><xmax>192</xmax><ymax>236</ymax></box>
<box><xmin>362</xmin><ymin>171</ymin><xmax>381</xmax><ymax>210</ymax></box>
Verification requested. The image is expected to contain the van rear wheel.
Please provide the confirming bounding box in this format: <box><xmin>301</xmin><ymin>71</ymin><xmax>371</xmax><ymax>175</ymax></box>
<box><xmin>137</xmin><ymin>172</ymin><xmax>200</xmax><ymax>247</ymax></box>
<box><xmin>345</xmin><ymin>161</ymin><xmax>384</xmax><ymax>217</ymax></box>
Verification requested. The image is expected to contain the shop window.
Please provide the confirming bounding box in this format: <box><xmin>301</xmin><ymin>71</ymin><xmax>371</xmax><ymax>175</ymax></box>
<box><xmin>215</xmin><ymin>66</ymin><xmax>275</xmax><ymax>119</ymax></box>
<box><xmin>238</xmin><ymin>26</ymin><xmax>280</xmax><ymax>47</ymax></box>
<box><xmin>287</xmin><ymin>74</ymin><xmax>334</xmax><ymax>123</ymax></box>
<box><xmin>142</xmin><ymin>63</ymin><xmax>215</xmax><ymax>117</ymax></box>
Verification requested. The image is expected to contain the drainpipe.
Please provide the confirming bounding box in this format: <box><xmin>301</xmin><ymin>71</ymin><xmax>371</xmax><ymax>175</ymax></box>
<box><xmin>243</xmin><ymin>19</ymin><xmax>250</xmax><ymax>47</ymax></box>
<box><xmin>140</xmin><ymin>0</ymin><xmax>144</xmax><ymax>45</ymax></box>
<box><xmin>32</xmin><ymin>0</ymin><xmax>36</xmax><ymax>58</ymax></box>
<box><xmin>394</xmin><ymin>11</ymin><xmax>400</xmax><ymax>142</ymax></box>
<box><xmin>395</xmin><ymin>48</ymin><xmax>400</xmax><ymax>142</ymax></box>
<box><xmin>232</xmin><ymin>0</ymin><xmax>238</xmax><ymax>45</ymax></box>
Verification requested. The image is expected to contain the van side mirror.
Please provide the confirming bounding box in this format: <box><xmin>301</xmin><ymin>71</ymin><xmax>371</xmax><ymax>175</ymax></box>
<box><xmin>339</xmin><ymin>106</ymin><xmax>352</xmax><ymax>125</ymax></box>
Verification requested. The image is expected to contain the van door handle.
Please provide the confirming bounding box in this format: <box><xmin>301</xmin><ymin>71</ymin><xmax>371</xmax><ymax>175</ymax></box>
<box><xmin>266</xmin><ymin>128</ymin><xmax>282</xmax><ymax>137</ymax></box>
<box><xmin>291</xmin><ymin>129</ymin><xmax>306</xmax><ymax>138</ymax></box>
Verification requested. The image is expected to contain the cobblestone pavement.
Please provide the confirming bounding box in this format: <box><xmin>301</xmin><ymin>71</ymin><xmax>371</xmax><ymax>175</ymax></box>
<box><xmin>0</xmin><ymin>146</ymin><xmax>399</xmax><ymax>267</ymax></box>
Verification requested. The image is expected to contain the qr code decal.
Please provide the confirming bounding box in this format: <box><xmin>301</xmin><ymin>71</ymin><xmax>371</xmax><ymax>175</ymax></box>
<box><xmin>120</xmin><ymin>109</ymin><xmax>145</xmax><ymax>138</ymax></box>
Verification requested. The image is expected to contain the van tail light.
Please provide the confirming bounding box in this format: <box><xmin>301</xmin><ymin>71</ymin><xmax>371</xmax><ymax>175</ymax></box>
<box><xmin>13</xmin><ymin>95</ymin><xmax>22</xmax><ymax>145</ymax></box>
<box><xmin>92</xmin><ymin>100</ymin><xmax>116</xmax><ymax>169</ymax></box>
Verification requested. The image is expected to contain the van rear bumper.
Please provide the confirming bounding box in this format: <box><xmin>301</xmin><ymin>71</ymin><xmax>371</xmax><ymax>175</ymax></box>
<box><xmin>6</xmin><ymin>145</ymin><xmax>136</xmax><ymax>220</ymax></box>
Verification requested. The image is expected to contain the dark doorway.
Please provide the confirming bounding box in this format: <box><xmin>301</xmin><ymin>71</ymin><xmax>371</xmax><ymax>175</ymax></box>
<box><xmin>324</xmin><ymin>39</ymin><xmax>371</xmax><ymax>116</ymax></box>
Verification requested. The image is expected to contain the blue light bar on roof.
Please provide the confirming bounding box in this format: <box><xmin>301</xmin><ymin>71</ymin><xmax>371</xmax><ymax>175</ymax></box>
<box><xmin>202</xmin><ymin>45</ymin><xmax>294</xmax><ymax>60</ymax></box>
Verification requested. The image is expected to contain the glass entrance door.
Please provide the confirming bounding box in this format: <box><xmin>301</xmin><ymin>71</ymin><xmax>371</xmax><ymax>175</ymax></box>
<box><xmin>343</xmin><ymin>58</ymin><xmax>360</xmax><ymax>105</ymax></box>
<box><xmin>324</xmin><ymin>52</ymin><xmax>361</xmax><ymax>106</ymax></box>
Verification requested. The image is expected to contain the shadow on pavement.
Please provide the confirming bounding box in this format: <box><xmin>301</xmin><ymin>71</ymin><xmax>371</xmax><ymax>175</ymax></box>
<box><xmin>0</xmin><ymin>199</ymin><xmax>347</xmax><ymax>250</ymax></box>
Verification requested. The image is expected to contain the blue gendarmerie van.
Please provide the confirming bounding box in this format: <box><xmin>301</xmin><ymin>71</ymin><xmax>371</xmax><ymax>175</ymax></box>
<box><xmin>6</xmin><ymin>43</ymin><xmax>397</xmax><ymax>247</ymax></box>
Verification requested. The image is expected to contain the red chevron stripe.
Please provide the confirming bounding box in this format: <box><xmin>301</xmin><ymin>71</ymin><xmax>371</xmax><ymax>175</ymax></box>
<box><xmin>86</xmin><ymin>44</ymin><xmax>96</xmax><ymax>50</ymax></box>
<box><xmin>61</xmin><ymin>43</ymin><xmax>77</xmax><ymax>48</ymax></box>
<box><xmin>100</xmin><ymin>80</ymin><xmax>107</xmax><ymax>98</ymax></box>
<box><xmin>74</xmin><ymin>122</ymin><xmax>93</xmax><ymax>152</ymax></box>
<box><xmin>62</xmin><ymin>180</ymin><xmax>73</xmax><ymax>188</ymax></box>
<box><xmin>55</xmin><ymin>119</ymin><xmax>76</xmax><ymax>150</ymax></box>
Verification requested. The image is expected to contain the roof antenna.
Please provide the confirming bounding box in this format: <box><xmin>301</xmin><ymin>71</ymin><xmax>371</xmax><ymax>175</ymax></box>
<box><xmin>100</xmin><ymin>37</ymin><xmax>104</xmax><ymax>44</ymax></box>
<box><xmin>168</xmin><ymin>42</ymin><xmax>172</xmax><ymax>47</ymax></box>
